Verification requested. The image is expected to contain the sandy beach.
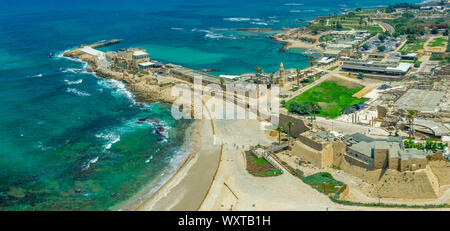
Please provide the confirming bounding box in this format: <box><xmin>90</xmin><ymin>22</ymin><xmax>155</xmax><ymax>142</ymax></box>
<box><xmin>134</xmin><ymin>117</ymin><xmax>221</xmax><ymax>211</ymax></box>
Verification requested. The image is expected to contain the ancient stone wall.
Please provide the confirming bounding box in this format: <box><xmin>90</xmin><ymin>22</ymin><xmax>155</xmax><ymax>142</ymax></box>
<box><xmin>321</xmin><ymin>144</ymin><xmax>334</xmax><ymax>168</ymax></box>
<box><xmin>279</xmin><ymin>114</ymin><xmax>310</xmax><ymax>138</ymax></box>
<box><xmin>370</xmin><ymin>167</ymin><xmax>439</xmax><ymax>199</ymax></box>
<box><xmin>429</xmin><ymin>160</ymin><xmax>450</xmax><ymax>185</ymax></box>
<box><xmin>291</xmin><ymin>141</ymin><xmax>322</xmax><ymax>168</ymax></box>
<box><xmin>334</xmin><ymin>154</ymin><xmax>381</xmax><ymax>184</ymax></box>
<box><xmin>297</xmin><ymin>135</ymin><xmax>323</xmax><ymax>151</ymax></box>
<box><xmin>400</xmin><ymin>158</ymin><xmax>427</xmax><ymax>171</ymax></box>
<box><xmin>373</xmin><ymin>149</ymin><xmax>389</xmax><ymax>169</ymax></box>
<box><xmin>388</xmin><ymin>157</ymin><xmax>400</xmax><ymax>170</ymax></box>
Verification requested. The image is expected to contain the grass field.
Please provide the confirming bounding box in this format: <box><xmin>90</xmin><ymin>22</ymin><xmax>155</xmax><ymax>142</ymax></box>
<box><xmin>429</xmin><ymin>37</ymin><xmax>448</xmax><ymax>47</ymax></box>
<box><xmin>328</xmin><ymin>66</ymin><xmax>339</xmax><ymax>71</ymax></box>
<box><xmin>401</xmin><ymin>39</ymin><xmax>426</xmax><ymax>54</ymax></box>
<box><xmin>246</xmin><ymin>152</ymin><xmax>282</xmax><ymax>177</ymax></box>
<box><xmin>302</xmin><ymin>172</ymin><xmax>344</xmax><ymax>195</ymax></box>
<box><xmin>285</xmin><ymin>80</ymin><xmax>368</xmax><ymax>118</ymax></box>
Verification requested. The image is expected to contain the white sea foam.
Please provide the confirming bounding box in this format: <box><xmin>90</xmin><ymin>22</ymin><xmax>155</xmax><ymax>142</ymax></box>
<box><xmin>66</xmin><ymin>88</ymin><xmax>91</xmax><ymax>97</ymax></box>
<box><xmin>105</xmin><ymin>137</ymin><xmax>120</xmax><ymax>149</ymax></box>
<box><xmin>224</xmin><ymin>17</ymin><xmax>252</xmax><ymax>22</ymax></box>
<box><xmin>60</xmin><ymin>67</ymin><xmax>85</xmax><ymax>74</ymax></box>
<box><xmin>53</xmin><ymin>48</ymin><xmax>83</xmax><ymax>63</ymax></box>
<box><xmin>95</xmin><ymin>132</ymin><xmax>121</xmax><ymax>150</ymax></box>
<box><xmin>145</xmin><ymin>155</ymin><xmax>154</xmax><ymax>163</ymax></box>
<box><xmin>204</xmin><ymin>33</ymin><xmax>224</xmax><ymax>39</ymax></box>
<box><xmin>291</xmin><ymin>9</ymin><xmax>316</xmax><ymax>13</ymax></box>
<box><xmin>64</xmin><ymin>79</ymin><xmax>83</xmax><ymax>85</ymax></box>
<box><xmin>223</xmin><ymin>17</ymin><xmax>263</xmax><ymax>22</ymax></box>
<box><xmin>82</xmin><ymin>156</ymin><xmax>99</xmax><ymax>171</ymax></box>
<box><xmin>192</xmin><ymin>28</ymin><xmax>238</xmax><ymax>40</ymax></box>
<box><xmin>97</xmin><ymin>78</ymin><xmax>135</xmax><ymax>103</ymax></box>
<box><xmin>171</xmin><ymin>27</ymin><xmax>183</xmax><ymax>30</ymax></box>
<box><xmin>284</xmin><ymin>3</ymin><xmax>304</xmax><ymax>6</ymax></box>
<box><xmin>27</xmin><ymin>73</ymin><xmax>43</xmax><ymax>78</ymax></box>
<box><xmin>250</xmin><ymin>22</ymin><xmax>269</xmax><ymax>26</ymax></box>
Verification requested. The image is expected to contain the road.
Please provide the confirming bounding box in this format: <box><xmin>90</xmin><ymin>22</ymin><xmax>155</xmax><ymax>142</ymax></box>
<box><xmin>374</xmin><ymin>21</ymin><xmax>395</xmax><ymax>34</ymax></box>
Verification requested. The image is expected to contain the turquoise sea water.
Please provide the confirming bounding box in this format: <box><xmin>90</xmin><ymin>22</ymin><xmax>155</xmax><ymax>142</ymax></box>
<box><xmin>0</xmin><ymin>0</ymin><xmax>421</xmax><ymax>210</ymax></box>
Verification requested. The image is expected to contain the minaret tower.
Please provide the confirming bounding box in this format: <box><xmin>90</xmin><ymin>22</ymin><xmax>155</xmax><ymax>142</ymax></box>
<box><xmin>279</xmin><ymin>62</ymin><xmax>285</xmax><ymax>87</ymax></box>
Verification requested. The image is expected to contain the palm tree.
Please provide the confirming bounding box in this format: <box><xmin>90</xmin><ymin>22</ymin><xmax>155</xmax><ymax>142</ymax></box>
<box><xmin>296</xmin><ymin>68</ymin><xmax>301</xmax><ymax>85</ymax></box>
<box><xmin>287</xmin><ymin>121</ymin><xmax>294</xmax><ymax>143</ymax></box>
<box><xmin>357</xmin><ymin>72</ymin><xmax>365</xmax><ymax>79</ymax></box>
<box><xmin>276</xmin><ymin>126</ymin><xmax>284</xmax><ymax>145</ymax></box>
<box><xmin>311</xmin><ymin>102</ymin><xmax>319</xmax><ymax>121</ymax></box>
<box><xmin>269</xmin><ymin>73</ymin><xmax>274</xmax><ymax>84</ymax></box>
<box><xmin>406</xmin><ymin>110</ymin><xmax>416</xmax><ymax>138</ymax></box>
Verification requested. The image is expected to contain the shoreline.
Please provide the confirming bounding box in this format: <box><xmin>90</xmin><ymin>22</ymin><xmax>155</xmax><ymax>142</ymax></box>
<box><xmin>60</xmin><ymin>50</ymin><xmax>221</xmax><ymax>211</ymax></box>
<box><xmin>114</xmin><ymin>120</ymin><xmax>198</xmax><ymax>211</ymax></box>
<box><xmin>135</xmin><ymin>117</ymin><xmax>221</xmax><ymax>210</ymax></box>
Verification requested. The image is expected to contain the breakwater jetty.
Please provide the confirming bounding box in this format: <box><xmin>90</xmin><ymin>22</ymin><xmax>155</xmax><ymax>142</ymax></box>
<box><xmin>81</xmin><ymin>39</ymin><xmax>121</xmax><ymax>49</ymax></box>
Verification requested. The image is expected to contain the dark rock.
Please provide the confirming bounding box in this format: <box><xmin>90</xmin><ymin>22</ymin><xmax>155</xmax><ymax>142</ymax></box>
<box><xmin>138</xmin><ymin>117</ymin><xmax>160</xmax><ymax>123</ymax></box>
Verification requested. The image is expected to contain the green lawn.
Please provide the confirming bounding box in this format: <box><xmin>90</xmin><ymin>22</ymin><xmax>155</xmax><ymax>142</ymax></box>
<box><xmin>401</xmin><ymin>39</ymin><xmax>426</xmax><ymax>53</ymax></box>
<box><xmin>302</xmin><ymin>172</ymin><xmax>345</xmax><ymax>195</ymax></box>
<box><xmin>328</xmin><ymin>66</ymin><xmax>339</xmax><ymax>71</ymax></box>
<box><xmin>285</xmin><ymin>80</ymin><xmax>368</xmax><ymax>118</ymax></box>
<box><xmin>429</xmin><ymin>37</ymin><xmax>447</xmax><ymax>47</ymax></box>
<box><xmin>264</xmin><ymin>168</ymin><xmax>283</xmax><ymax>176</ymax></box>
<box><xmin>250</xmin><ymin>153</ymin><xmax>271</xmax><ymax>165</ymax></box>
<box><xmin>246</xmin><ymin>153</ymin><xmax>282</xmax><ymax>177</ymax></box>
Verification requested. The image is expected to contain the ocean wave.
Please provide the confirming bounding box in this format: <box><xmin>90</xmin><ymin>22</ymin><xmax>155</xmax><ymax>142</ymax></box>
<box><xmin>82</xmin><ymin>156</ymin><xmax>99</xmax><ymax>171</ymax></box>
<box><xmin>53</xmin><ymin>48</ymin><xmax>83</xmax><ymax>63</ymax></box>
<box><xmin>95</xmin><ymin>132</ymin><xmax>121</xmax><ymax>150</ymax></box>
<box><xmin>284</xmin><ymin>3</ymin><xmax>304</xmax><ymax>6</ymax></box>
<box><xmin>97</xmin><ymin>78</ymin><xmax>135</xmax><ymax>103</ymax></box>
<box><xmin>171</xmin><ymin>27</ymin><xmax>183</xmax><ymax>30</ymax></box>
<box><xmin>60</xmin><ymin>67</ymin><xmax>85</xmax><ymax>74</ymax></box>
<box><xmin>66</xmin><ymin>88</ymin><xmax>91</xmax><ymax>97</ymax></box>
<box><xmin>145</xmin><ymin>155</ymin><xmax>153</xmax><ymax>163</ymax></box>
<box><xmin>223</xmin><ymin>17</ymin><xmax>262</xmax><ymax>22</ymax></box>
<box><xmin>192</xmin><ymin>28</ymin><xmax>238</xmax><ymax>40</ymax></box>
<box><xmin>250</xmin><ymin>22</ymin><xmax>269</xmax><ymax>26</ymax></box>
<box><xmin>27</xmin><ymin>73</ymin><xmax>43</xmax><ymax>78</ymax></box>
<box><xmin>291</xmin><ymin>9</ymin><xmax>316</xmax><ymax>13</ymax></box>
<box><xmin>64</xmin><ymin>79</ymin><xmax>83</xmax><ymax>85</ymax></box>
